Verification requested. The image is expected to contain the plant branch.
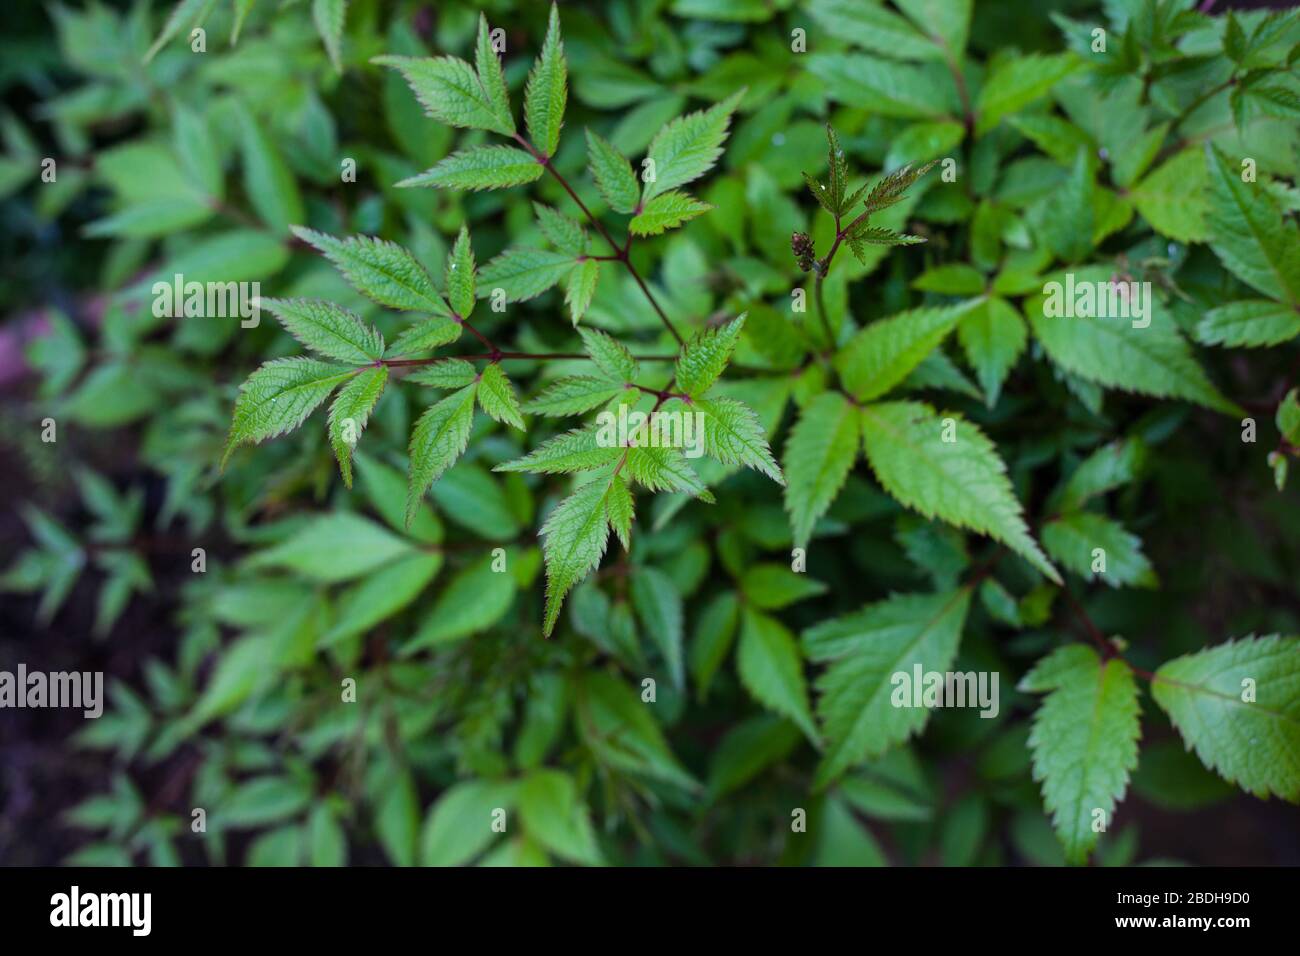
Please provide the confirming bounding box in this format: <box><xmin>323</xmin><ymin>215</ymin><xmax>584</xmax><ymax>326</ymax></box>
<box><xmin>514</xmin><ymin>132</ymin><xmax>686</xmax><ymax>347</ymax></box>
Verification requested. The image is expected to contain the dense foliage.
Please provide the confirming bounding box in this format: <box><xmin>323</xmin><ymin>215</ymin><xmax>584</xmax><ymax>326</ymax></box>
<box><xmin>3</xmin><ymin>0</ymin><xmax>1299</xmax><ymax>867</ymax></box>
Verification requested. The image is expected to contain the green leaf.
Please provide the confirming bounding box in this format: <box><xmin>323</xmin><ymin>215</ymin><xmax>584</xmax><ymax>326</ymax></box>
<box><xmin>398</xmin><ymin>146</ymin><xmax>543</xmax><ymax>191</ymax></box>
<box><xmin>737</xmin><ymin>609</ymin><xmax>819</xmax><ymax>744</ymax></box>
<box><xmin>1039</xmin><ymin>151</ymin><xmax>1094</xmax><ymax>263</ymax></box>
<box><xmin>1204</xmin><ymin>144</ymin><xmax>1300</xmax><ymax>306</ymax></box>
<box><xmin>237</xmin><ymin>109</ymin><xmax>304</xmax><ymax>235</ymax></box>
<box><xmin>479</xmin><ymin>247</ymin><xmax>576</xmax><ymax>303</ymax></box>
<box><xmin>631</xmin><ymin>566</ymin><xmax>684</xmax><ymax>690</ymax></box>
<box><xmin>975</xmin><ymin>53</ymin><xmax>1081</xmax><ymax>136</ymax></box>
<box><xmin>808</xmin><ymin>54</ymin><xmax>950</xmax><ymax>119</ymax></box>
<box><xmin>804</xmin><ymin>588</ymin><xmax>973</xmax><ymax>787</ymax></box>
<box><xmin>406</xmin><ymin>383</ymin><xmax>478</xmax><ymax>527</ymax></box>
<box><xmin>623</xmin><ymin>445</ymin><xmax>714</xmax><ymax>500</ymax></box>
<box><xmin>387</xmin><ymin>319</ymin><xmax>463</xmax><ymax>356</ymax></box>
<box><xmin>1197</xmin><ymin>300</ymin><xmax>1300</xmax><ymax>348</ymax></box>
<box><xmin>518</xmin><ymin>770</ymin><xmax>602</xmax><ymax>866</ymax></box>
<box><xmin>1021</xmin><ymin>645</ymin><xmax>1140</xmax><ymax>865</ymax></box>
<box><xmin>783</xmin><ymin>391</ymin><xmax>859</xmax><ymax>548</ymax></box>
<box><xmin>579</xmin><ymin>327</ymin><xmax>637</xmax><ymax>381</ymax></box>
<box><xmin>1026</xmin><ymin>270</ymin><xmax>1239</xmax><ymax>414</ymax></box>
<box><xmin>523</xmin><ymin>377</ymin><xmax>625</xmax><ymax>417</ymax></box>
<box><xmin>691</xmin><ymin>590</ymin><xmax>740</xmax><ymax>701</ymax></box>
<box><xmin>1151</xmin><ymin>635</ymin><xmax>1300</xmax><ymax>801</ymax></box>
<box><xmin>248</xmin><ymin>512</ymin><xmax>412</xmax><ymax>582</ymax></box>
<box><xmin>607</xmin><ymin>474</ymin><xmax>634</xmax><ymax>550</ymax></box>
<box><xmin>706</xmin><ymin>716</ymin><xmax>802</xmax><ymax>801</ymax></box>
<box><xmin>957</xmin><ymin>297</ymin><xmax>1028</xmax><ymax>407</ymax></box>
<box><xmin>913</xmin><ymin>264</ymin><xmax>985</xmax><ymax>296</ymax></box>
<box><xmin>328</xmin><ymin>365</ymin><xmax>387</xmax><ymax>487</ymax></box>
<box><xmin>477</xmin><ymin>363</ymin><xmax>525</xmax><ymax>430</ymax></box>
<box><xmin>446</xmin><ymin>227</ymin><xmax>476</xmax><ymax>318</ymax></box>
<box><xmin>861</xmin><ymin>160</ymin><xmax>938</xmax><ymax>215</ymax></box>
<box><xmin>859</xmin><ymin>401</ymin><xmax>1059</xmax><ymax>582</ymax></box>
<box><xmin>642</xmin><ymin>90</ymin><xmax>743</xmax><ymax>203</ymax></box>
<box><xmin>405</xmin><ymin>553</ymin><xmax>517</xmax><ymax>649</ymax></box>
<box><xmin>541</xmin><ymin>471</ymin><xmax>616</xmax><ymax>635</ymax></box>
<box><xmin>496</xmin><ymin>427</ymin><xmax>621</xmax><ymax>475</ymax></box>
<box><xmin>405</xmin><ymin>359</ymin><xmax>478</xmax><ymax>389</ymax></box>
<box><xmin>575</xmin><ymin>672</ymin><xmax>698</xmax><ymax>791</ymax></box>
<box><xmin>1277</xmin><ymin>388</ymin><xmax>1300</xmax><ymax>445</ymax></box>
<box><xmin>291</xmin><ymin>227</ymin><xmax>451</xmax><ymax>316</ymax></box>
<box><xmin>837</xmin><ymin>302</ymin><xmax>974</xmax><ymax>401</ymax></box>
<box><xmin>1131</xmin><ymin>148</ymin><xmax>1209</xmax><ymax>243</ymax></box>
<box><xmin>524</xmin><ymin>4</ymin><xmax>567</xmax><ymax>158</ymax></box>
<box><xmin>260</xmin><ymin>298</ymin><xmax>384</xmax><ymax>364</ymax></box>
<box><xmin>675</xmin><ymin>314</ymin><xmax>745</xmax><ymax>398</ymax></box>
<box><xmin>695</xmin><ymin>397</ymin><xmax>784</xmax><ymax>484</ymax></box>
<box><xmin>740</xmin><ymin>564</ymin><xmax>827</xmax><ymax>610</ymax></box>
<box><xmin>474</xmin><ymin>12</ymin><xmax>513</xmax><ymax>133</ymax></box>
<box><xmin>324</xmin><ymin>552</ymin><xmax>442</xmax><ymax>645</ymax></box>
<box><xmin>586</xmin><ymin>128</ymin><xmax>640</xmax><ymax>214</ymax></box>
<box><xmin>629</xmin><ymin>190</ymin><xmax>712</xmax><ymax>236</ymax></box>
<box><xmin>420</xmin><ymin>779</ymin><xmax>517</xmax><ymax>866</ymax></box>
<box><xmin>534</xmin><ymin>203</ymin><xmax>587</xmax><ymax>255</ymax></box>
<box><xmin>1057</xmin><ymin>438</ymin><xmax>1146</xmax><ymax>511</ymax></box>
<box><xmin>312</xmin><ymin>0</ymin><xmax>347</xmax><ymax>73</ymax></box>
<box><xmin>224</xmin><ymin>358</ymin><xmax>353</xmax><ymax>466</ymax></box>
<box><xmin>1041</xmin><ymin>511</ymin><xmax>1156</xmax><ymax>588</ymax></box>
<box><xmin>373</xmin><ymin>54</ymin><xmax>516</xmax><ymax>136</ymax></box>
<box><xmin>565</xmin><ymin>258</ymin><xmax>600</xmax><ymax>324</ymax></box>
<box><xmin>807</xmin><ymin>0</ymin><xmax>943</xmax><ymax>61</ymax></box>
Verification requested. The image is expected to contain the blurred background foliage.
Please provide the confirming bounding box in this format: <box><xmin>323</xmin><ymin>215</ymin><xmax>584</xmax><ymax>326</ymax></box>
<box><xmin>1</xmin><ymin>0</ymin><xmax>1298</xmax><ymax>866</ymax></box>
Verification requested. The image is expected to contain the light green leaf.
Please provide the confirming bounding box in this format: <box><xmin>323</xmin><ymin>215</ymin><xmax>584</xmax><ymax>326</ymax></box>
<box><xmin>804</xmin><ymin>588</ymin><xmax>972</xmax><ymax>787</ymax></box>
<box><xmin>478</xmin><ymin>363</ymin><xmax>525</xmax><ymax>430</ymax></box>
<box><xmin>524</xmin><ymin>4</ymin><xmax>567</xmax><ymax>158</ymax></box>
<box><xmin>312</xmin><ymin>0</ymin><xmax>347</xmax><ymax>73</ymax></box>
<box><xmin>406</xmin><ymin>383</ymin><xmax>478</xmax><ymax>527</ymax></box>
<box><xmin>224</xmin><ymin>358</ymin><xmax>353</xmax><ymax>465</ymax></box>
<box><xmin>642</xmin><ymin>90</ymin><xmax>742</xmax><ymax>202</ymax></box>
<box><xmin>1204</xmin><ymin>144</ymin><xmax>1300</xmax><ymax>305</ymax></box>
<box><xmin>579</xmin><ymin>327</ymin><xmax>637</xmax><ymax>382</ymax></box>
<box><xmin>783</xmin><ymin>391</ymin><xmax>859</xmax><ymax>548</ymax></box>
<box><xmin>523</xmin><ymin>377</ymin><xmax>625</xmax><ymax>417</ymax></box>
<box><xmin>405</xmin><ymin>552</ymin><xmax>517</xmax><ymax>649</ymax></box>
<box><xmin>541</xmin><ymin>471</ymin><xmax>616</xmax><ymax>635</ymax></box>
<box><xmin>291</xmin><ymin>227</ymin><xmax>451</xmax><ymax>316</ymax></box>
<box><xmin>496</xmin><ymin>427</ymin><xmax>621</xmax><ymax>475</ymax></box>
<box><xmin>518</xmin><ymin>770</ymin><xmax>602</xmax><ymax>866</ymax></box>
<box><xmin>629</xmin><ymin>190</ymin><xmax>712</xmax><ymax>236</ymax></box>
<box><xmin>1197</xmin><ymin>300</ymin><xmax>1300</xmax><ymax>348</ymax></box>
<box><xmin>957</xmin><ymin>297</ymin><xmax>1028</xmax><ymax>407</ymax></box>
<box><xmin>631</xmin><ymin>566</ymin><xmax>684</xmax><ymax>690</ymax></box>
<box><xmin>1021</xmin><ymin>645</ymin><xmax>1140</xmax><ymax>865</ymax></box>
<box><xmin>837</xmin><ymin>301</ymin><xmax>975</xmax><ymax>401</ymax></box>
<box><xmin>1131</xmin><ymin>148</ymin><xmax>1208</xmax><ymax>243</ymax></box>
<box><xmin>859</xmin><ymin>401</ymin><xmax>1059</xmax><ymax>582</ymax></box>
<box><xmin>260</xmin><ymin>297</ymin><xmax>384</xmax><ymax>364</ymax></box>
<box><xmin>237</xmin><ymin>109</ymin><xmax>304</xmax><ymax>235</ymax></box>
<box><xmin>405</xmin><ymin>359</ymin><xmax>478</xmax><ymax>389</ymax></box>
<box><xmin>373</xmin><ymin>54</ymin><xmax>516</xmax><ymax>136</ymax></box>
<box><xmin>695</xmin><ymin>397</ymin><xmax>784</xmax><ymax>484</ymax></box>
<box><xmin>534</xmin><ymin>203</ymin><xmax>586</xmax><ymax>255</ymax></box>
<box><xmin>1041</xmin><ymin>511</ymin><xmax>1156</xmax><ymax>588</ymax></box>
<box><xmin>474</xmin><ymin>12</ymin><xmax>513</xmax><ymax>133</ymax></box>
<box><xmin>479</xmin><ymin>247</ymin><xmax>576</xmax><ymax>303</ymax></box>
<box><xmin>586</xmin><ymin>128</ymin><xmax>640</xmax><ymax>213</ymax></box>
<box><xmin>741</xmin><ymin>563</ymin><xmax>827</xmax><ymax>610</ymax></box>
<box><xmin>397</xmin><ymin>146</ymin><xmax>543</xmax><ymax>191</ymax></box>
<box><xmin>975</xmin><ymin>53</ymin><xmax>1081</xmax><ymax>136</ymax></box>
<box><xmin>606</xmin><ymin>475</ymin><xmax>634</xmax><ymax>550</ymax></box>
<box><xmin>738</xmin><ymin>609</ymin><xmax>819</xmax><ymax>744</ymax></box>
<box><xmin>420</xmin><ymin>779</ymin><xmax>517</xmax><ymax>866</ymax></box>
<box><xmin>328</xmin><ymin>365</ymin><xmax>387</xmax><ymax>487</ymax></box>
<box><xmin>387</xmin><ymin>319</ymin><xmax>463</xmax><ymax>356</ymax></box>
<box><xmin>1152</xmin><ymin>635</ymin><xmax>1300</xmax><ymax>801</ymax></box>
<box><xmin>565</xmin><ymin>258</ymin><xmax>599</xmax><ymax>324</ymax></box>
<box><xmin>248</xmin><ymin>512</ymin><xmax>412</xmax><ymax>583</ymax></box>
<box><xmin>675</xmin><ymin>314</ymin><xmax>745</xmax><ymax>398</ymax></box>
<box><xmin>1027</xmin><ymin>270</ymin><xmax>1239</xmax><ymax>414</ymax></box>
